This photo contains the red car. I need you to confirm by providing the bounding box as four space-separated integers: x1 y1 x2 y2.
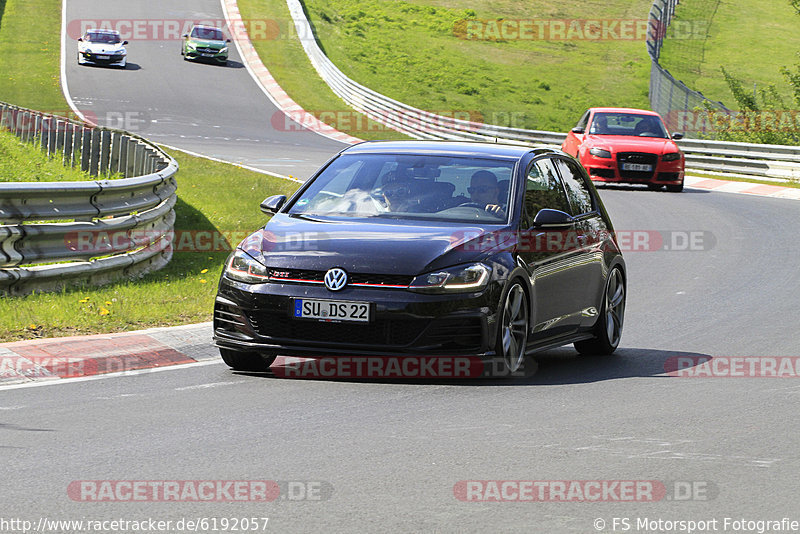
562 107 685 192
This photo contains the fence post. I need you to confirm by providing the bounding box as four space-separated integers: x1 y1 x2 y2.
81 127 92 172
63 123 74 167
118 135 129 177
89 129 101 176
99 129 112 176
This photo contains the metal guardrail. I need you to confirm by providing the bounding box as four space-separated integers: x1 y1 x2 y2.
0 101 179 296
285 0 800 182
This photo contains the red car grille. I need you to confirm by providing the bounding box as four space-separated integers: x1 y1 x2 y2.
616 152 658 180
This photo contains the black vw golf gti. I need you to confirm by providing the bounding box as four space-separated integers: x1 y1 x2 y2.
214 141 626 374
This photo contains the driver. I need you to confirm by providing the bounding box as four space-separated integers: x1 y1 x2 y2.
466 170 505 217
380 171 416 212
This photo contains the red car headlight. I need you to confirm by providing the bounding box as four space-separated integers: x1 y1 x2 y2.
589 147 612 158
662 152 682 162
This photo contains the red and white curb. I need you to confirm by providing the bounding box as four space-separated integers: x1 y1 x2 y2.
685 175 800 200
0 323 216 386
221 0 362 145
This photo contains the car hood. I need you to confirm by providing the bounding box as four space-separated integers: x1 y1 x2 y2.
81 42 125 54
584 134 678 153
237 214 513 275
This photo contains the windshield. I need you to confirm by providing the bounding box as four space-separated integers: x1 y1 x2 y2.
191 27 224 40
85 32 121 44
287 154 516 224
589 112 669 138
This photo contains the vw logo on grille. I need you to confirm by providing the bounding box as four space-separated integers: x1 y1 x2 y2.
324 268 348 291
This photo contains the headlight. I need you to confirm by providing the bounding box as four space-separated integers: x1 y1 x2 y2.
408 263 491 293
219 47 228 54
224 249 269 284
662 152 682 161
187 42 196 49
589 147 612 158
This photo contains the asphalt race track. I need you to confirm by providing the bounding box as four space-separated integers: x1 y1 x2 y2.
1 0 799 532
62 0 346 179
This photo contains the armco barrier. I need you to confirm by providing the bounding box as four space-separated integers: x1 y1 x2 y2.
282 0 800 181
0 101 178 296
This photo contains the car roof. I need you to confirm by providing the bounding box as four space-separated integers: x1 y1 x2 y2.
191 24 224 31
590 107 661 117
85 28 121 35
342 140 559 160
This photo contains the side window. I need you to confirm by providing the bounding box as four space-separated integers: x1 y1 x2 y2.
523 159 572 227
554 159 594 215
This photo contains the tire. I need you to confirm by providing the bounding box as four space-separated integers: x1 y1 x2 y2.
219 348 276 371
495 280 529 373
666 183 684 192
574 267 625 355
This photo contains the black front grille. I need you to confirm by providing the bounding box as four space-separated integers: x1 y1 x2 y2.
214 302 250 335
247 312 426 347
589 167 615 179
416 317 484 351
350 273 413 286
268 269 412 287
195 47 221 54
617 152 657 180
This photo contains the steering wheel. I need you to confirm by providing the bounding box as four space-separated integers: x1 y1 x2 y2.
458 201 484 208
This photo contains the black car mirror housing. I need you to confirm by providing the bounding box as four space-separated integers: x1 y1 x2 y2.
260 195 287 215
532 208 575 229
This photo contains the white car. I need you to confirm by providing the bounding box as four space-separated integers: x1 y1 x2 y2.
77 29 127 68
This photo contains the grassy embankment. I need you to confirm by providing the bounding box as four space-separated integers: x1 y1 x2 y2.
659 0 799 108
239 0 655 132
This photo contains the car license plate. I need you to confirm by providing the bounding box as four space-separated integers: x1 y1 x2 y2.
293 299 370 322
96 55 110 60
201 53 215 57
622 163 652 172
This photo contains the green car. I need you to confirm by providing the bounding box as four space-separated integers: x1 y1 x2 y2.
181 25 230 65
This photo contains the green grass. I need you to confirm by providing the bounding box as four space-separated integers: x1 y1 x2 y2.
238 0 406 140
659 0 800 109
0 129 93 182
0 153 300 341
0 0 65 112
245 0 655 132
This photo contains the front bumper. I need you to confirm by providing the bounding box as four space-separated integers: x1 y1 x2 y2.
185 46 228 62
80 51 126 66
581 152 684 185
213 276 501 357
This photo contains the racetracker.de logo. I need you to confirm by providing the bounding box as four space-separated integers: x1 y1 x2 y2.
453 19 708 41
66 18 316 41
453 480 666 502
665 356 800 377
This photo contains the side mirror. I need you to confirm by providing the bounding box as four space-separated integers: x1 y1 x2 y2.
571 127 585 134
260 195 287 215
182 33 188 38
532 208 575 229
671 132 684 140
226 38 231 43
78 38 83 42
122 40 129 45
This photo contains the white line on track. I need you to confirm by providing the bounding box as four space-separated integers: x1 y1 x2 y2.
0 360 223 392
174 380 247 391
